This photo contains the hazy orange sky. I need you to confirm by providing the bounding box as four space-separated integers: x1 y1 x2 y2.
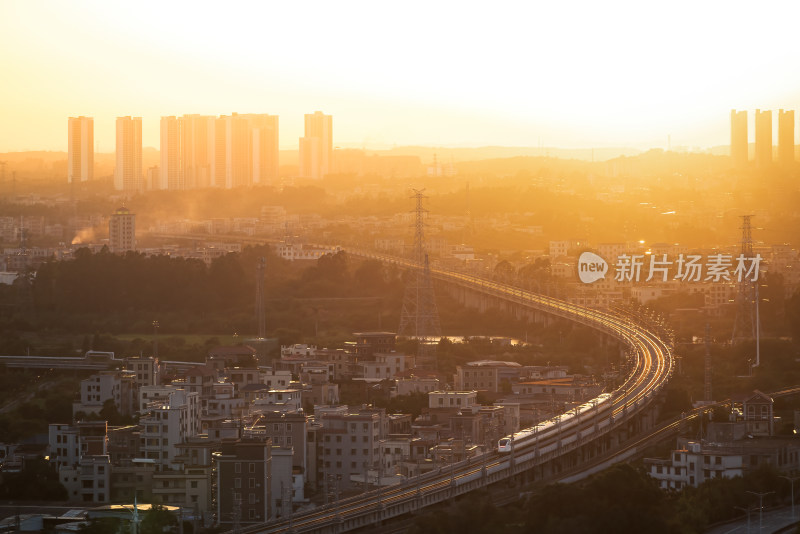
1 1 799 152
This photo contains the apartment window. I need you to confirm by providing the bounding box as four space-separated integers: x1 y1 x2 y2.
249 478 256 488
234 478 241 489
235 462 242 473
190 481 198 489
336 461 342 468
715 457 722 465
363 449 368 456
249 494 256 505
286 423 292 431
248 509 256 519
249 463 256 473
351 436 356 443
336 436 342 443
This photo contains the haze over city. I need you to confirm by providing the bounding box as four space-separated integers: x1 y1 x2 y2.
3 2 800 534
3 1 800 152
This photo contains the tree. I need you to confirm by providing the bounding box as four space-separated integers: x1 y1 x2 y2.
139 504 177 534
0 458 67 500
78 518 123 534
493 260 515 283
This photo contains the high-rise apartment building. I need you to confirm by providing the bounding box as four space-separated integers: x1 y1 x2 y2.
182 114 215 189
115 116 142 191
299 111 332 179
159 113 278 190
222 113 251 188
778 109 795 165
109 206 136 253
730 109 748 167
241 114 279 185
159 116 183 190
68 116 94 183
754 109 772 168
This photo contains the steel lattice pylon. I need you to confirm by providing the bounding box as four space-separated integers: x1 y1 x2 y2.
256 257 266 339
704 323 712 402
732 215 757 344
398 189 441 369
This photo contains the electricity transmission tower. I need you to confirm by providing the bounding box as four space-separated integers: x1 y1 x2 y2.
704 323 712 402
256 257 266 339
398 189 441 369
731 215 761 367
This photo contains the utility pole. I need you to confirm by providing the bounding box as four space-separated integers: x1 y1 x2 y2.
780 475 799 520
734 505 753 534
747 490 774 533
152 320 159 359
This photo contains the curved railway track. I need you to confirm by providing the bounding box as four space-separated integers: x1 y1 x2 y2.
228 251 674 533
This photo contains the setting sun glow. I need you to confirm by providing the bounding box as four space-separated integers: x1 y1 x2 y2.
2 1 800 151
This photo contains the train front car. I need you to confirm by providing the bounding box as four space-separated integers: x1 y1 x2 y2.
497 436 513 453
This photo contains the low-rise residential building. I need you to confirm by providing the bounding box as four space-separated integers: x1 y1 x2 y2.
49 421 108 470
124 356 160 388
59 454 111 503
428 391 478 410
139 389 201 470
315 410 383 491
73 371 134 417
214 438 272 526
455 361 522 393
360 352 407 380
251 389 303 414
396 376 440 396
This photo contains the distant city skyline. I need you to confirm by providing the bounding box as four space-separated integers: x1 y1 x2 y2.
3 2 800 152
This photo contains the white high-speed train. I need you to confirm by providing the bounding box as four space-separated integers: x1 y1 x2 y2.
497 392 613 453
